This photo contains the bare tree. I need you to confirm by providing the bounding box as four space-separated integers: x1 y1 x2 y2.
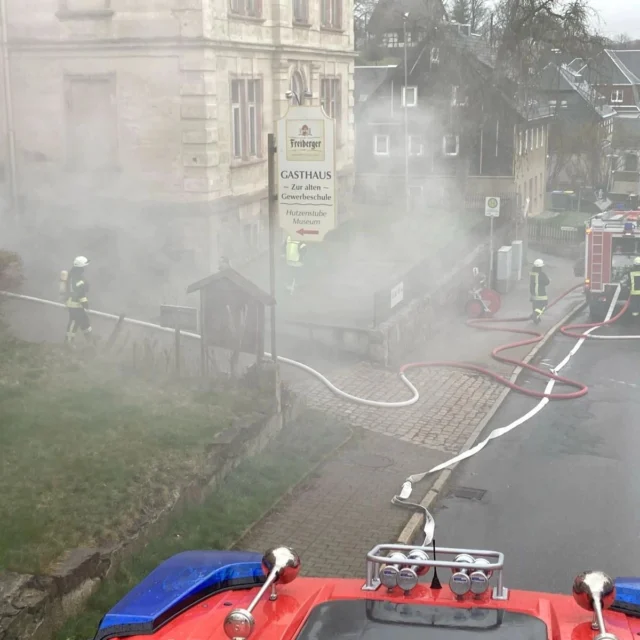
469 0 487 32
491 0 605 83
450 0 471 24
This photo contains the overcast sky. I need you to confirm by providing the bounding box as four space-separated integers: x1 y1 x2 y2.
588 0 640 40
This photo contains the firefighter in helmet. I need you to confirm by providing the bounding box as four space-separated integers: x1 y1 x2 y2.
283 235 307 294
625 256 640 317
530 258 550 324
64 256 94 345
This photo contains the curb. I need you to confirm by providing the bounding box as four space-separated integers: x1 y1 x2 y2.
397 296 588 544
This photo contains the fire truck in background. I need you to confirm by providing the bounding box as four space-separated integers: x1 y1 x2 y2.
577 210 640 322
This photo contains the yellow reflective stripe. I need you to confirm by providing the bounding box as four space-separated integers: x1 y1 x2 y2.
630 271 640 295
78 297 88 303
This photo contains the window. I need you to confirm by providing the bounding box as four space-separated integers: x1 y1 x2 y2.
321 0 340 28
382 32 399 47
525 129 528 151
231 78 263 161
534 175 538 202
320 77 341 140
549 99 557 112
540 126 545 147
535 128 539 148
408 135 423 156
290 70 305 104
442 134 459 156
430 47 439 67
402 86 417 107
560 100 568 108
65 74 118 171
518 132 523 156
230 0 261 16
293 0 308 22
611 89 624 103
374 134 389 156
540 172 544 199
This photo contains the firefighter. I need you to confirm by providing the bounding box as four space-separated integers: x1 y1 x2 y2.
626 256 640 317
530 258 550 324
64 256 94 345
283 235 307 294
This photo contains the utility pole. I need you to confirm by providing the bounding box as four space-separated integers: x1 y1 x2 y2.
403 13 410 215
0 0 18 219
267 133 278 367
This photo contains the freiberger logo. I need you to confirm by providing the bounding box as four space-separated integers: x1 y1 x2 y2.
286 119 325 161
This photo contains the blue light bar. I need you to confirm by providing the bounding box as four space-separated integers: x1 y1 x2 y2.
94 550 265 640
611 577 640 617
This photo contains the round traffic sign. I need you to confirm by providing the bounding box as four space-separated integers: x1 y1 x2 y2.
487 197 498 209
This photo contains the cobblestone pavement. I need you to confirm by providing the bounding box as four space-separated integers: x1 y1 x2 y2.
235 254 586 575
291 364 503 453
235 431 450 577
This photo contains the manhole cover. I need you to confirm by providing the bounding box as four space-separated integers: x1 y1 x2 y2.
343 453 394 469
449 487 487 501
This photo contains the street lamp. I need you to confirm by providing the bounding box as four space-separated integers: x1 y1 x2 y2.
403 12 410 215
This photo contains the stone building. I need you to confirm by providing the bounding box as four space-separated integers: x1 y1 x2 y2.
0 0 355 309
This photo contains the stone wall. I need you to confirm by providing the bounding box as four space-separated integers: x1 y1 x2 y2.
0 343 305 640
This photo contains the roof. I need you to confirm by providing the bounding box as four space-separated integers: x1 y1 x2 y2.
354 66 396 103
608 50 640 84
186 268 275 305
539 63 616 119
366 0 446 33
596 50 640 85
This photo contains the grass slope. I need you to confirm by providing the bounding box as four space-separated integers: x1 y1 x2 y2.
56 410 351 640
0 338 272 574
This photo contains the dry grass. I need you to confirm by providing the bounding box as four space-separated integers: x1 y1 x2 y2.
0 337 271 574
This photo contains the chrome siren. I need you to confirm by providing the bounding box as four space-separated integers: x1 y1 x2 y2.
572 571 617 640
224 546 300 640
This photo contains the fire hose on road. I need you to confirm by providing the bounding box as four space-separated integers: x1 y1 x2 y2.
1 283 639 503
395 283 640 534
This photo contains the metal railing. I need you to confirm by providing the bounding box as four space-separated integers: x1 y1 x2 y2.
527 218 584 257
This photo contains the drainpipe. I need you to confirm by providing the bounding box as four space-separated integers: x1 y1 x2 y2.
0 0 18 217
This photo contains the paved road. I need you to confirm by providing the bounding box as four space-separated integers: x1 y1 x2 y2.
429 310 640 594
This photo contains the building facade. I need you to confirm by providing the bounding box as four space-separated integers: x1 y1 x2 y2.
0 0 355 307
514 119 550 218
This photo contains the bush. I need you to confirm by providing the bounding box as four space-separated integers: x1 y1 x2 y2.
0 249 23 292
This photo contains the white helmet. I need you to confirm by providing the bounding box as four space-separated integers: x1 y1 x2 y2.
73 256 89 268
634 257 640 265
533 259 544 268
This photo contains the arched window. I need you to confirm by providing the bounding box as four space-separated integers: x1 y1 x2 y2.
290 71 305 105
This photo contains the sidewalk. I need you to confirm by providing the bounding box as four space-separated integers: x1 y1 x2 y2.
234 252 585 576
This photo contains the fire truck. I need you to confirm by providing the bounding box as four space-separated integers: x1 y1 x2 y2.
580 210 640 321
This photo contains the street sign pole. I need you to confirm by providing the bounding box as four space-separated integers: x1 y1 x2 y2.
485 196 501 288
267 132 281 414
267 133 278 366
489 215 494 287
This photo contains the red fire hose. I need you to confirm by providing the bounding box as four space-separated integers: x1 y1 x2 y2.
399 284 630 401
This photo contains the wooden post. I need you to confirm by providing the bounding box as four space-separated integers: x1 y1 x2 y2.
199 292 207 378
105 314 126 350
174 327 181 376
268 133 278 364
